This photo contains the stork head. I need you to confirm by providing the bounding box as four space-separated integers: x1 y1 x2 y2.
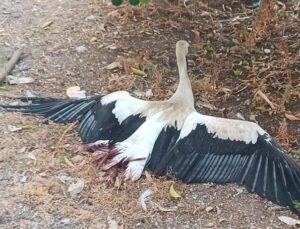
176 40 189 58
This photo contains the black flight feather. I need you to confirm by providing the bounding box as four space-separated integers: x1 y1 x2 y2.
148 123 300 215
0 96 146 144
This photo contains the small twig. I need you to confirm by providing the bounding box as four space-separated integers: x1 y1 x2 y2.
234 85 249 95
55 121 79 154
0 18 8 27
256 89 276 109
0 49 23 83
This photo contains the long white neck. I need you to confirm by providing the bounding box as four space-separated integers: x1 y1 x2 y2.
170 51 194 108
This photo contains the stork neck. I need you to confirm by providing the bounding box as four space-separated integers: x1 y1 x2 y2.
170 54 194 108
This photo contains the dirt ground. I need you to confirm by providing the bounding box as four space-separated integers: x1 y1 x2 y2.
0 0 300 228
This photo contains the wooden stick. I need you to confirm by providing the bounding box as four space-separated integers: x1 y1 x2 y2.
256 89 276 109
0 49 23 83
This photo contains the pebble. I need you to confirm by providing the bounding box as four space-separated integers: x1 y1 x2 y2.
205 206 214 212
59 218 70 225
145 89 153 98
75 46 87 53
264 48 271 54
85 15 96 21
205 222 214 228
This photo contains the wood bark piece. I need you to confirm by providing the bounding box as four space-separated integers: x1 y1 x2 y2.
0 49 23 83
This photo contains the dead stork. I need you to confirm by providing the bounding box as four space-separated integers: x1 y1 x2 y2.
1 40 300 215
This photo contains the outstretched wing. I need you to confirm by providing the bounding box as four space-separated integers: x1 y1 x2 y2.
0 91 147 143
148 111 300 214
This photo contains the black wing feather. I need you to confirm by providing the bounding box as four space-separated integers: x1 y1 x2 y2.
0 96 146 144
148 123 300 215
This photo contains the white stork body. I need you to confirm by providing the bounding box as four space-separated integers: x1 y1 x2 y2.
1 41 300 215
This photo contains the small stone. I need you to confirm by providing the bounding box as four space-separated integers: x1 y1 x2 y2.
205 206 214 212
90 37 97 42
205 222 214 228
60 218 70 225
75 46 87 53
7 76 34 85
236 112 245 120
57 175 72 183
249 114 256 122
27 152 36 161
219 218 227 223
264 48 271 54
19 171 29 183
145 89 153 98
84 15 96 21
19 147 27 154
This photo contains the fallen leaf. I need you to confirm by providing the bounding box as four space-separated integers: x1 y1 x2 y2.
104 61 121 70
138 189 153 211
285 113 300 121
132 67 146 77
60 155 75 167
233 69 241 77
221 87 232 94
278 216 300 226
169 184 181 199
22 124 34 130
193 30 202 50
0 85 8 91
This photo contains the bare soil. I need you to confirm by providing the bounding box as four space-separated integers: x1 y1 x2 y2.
0 0 299 228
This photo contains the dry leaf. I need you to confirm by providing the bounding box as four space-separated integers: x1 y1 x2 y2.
169 184 181 199
22 124 34 130
193 30 202 50
60 155 75 167
104 61 122 70
285 113 300 121
132 67 146 77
